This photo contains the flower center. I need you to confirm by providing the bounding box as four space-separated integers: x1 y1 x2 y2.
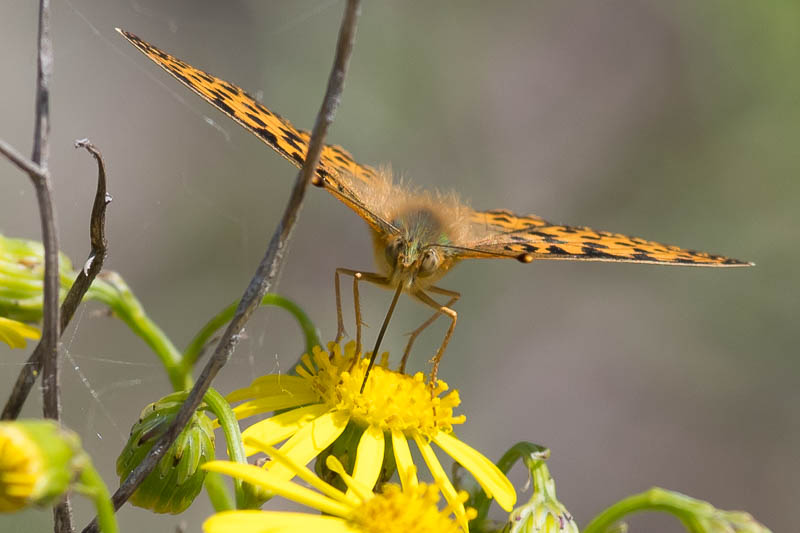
300 342 465 437
349 483 463 533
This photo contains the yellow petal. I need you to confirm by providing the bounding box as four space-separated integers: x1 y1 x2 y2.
432 431 516 511
0 318 40 349
241 403 330 456
226 375 311 402
324 456 373 504
229 392 320 422
204 511 356 533
202 461 351 518
391 430 417 490
413 432 469 532
346 426 385 502
261 410 349 481
246 439 348 504
0 328 24 350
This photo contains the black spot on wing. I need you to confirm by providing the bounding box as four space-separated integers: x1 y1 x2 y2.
279 128 305 152
254 127 279 146
582 241 608 249
211 96 236 118
194 71 215 84
580 246 618 259
217 83 239 97
172 70 192 88
246 112 267 128
530 231 564 244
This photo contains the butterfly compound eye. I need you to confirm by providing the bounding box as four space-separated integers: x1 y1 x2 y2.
385 237 404 266
418 249 440 277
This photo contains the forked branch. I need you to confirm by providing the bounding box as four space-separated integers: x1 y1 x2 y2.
2 140 111 422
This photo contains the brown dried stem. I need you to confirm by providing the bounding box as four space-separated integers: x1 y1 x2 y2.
1 140 111 421
28 0 71 530
81 1 363 531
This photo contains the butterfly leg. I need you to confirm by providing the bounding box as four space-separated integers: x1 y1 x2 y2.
413 289 458 386
399 286 460 374
334 268 389 354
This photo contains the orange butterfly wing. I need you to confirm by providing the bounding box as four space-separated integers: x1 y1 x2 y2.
119 29 749 268
117 29 391 234
466 209 750 266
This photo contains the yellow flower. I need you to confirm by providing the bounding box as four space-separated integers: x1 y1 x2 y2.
203 442 475 533
226 341 516 531
0 420 81 512
0 317 40 349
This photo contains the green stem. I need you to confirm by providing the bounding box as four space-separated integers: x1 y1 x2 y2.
183 293 320 369
202 471 234 512
471 442 550 521
202 388 251 508
77 462 120 533
496 441 549 475
87 274 189 390
583 488 704 533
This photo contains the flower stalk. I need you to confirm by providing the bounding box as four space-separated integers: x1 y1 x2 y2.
583 487 772 533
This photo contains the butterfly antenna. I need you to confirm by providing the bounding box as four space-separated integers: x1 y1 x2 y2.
361 282 404 393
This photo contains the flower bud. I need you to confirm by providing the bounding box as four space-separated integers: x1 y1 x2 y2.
698 509 770 532
117 392 215 514
665 490 771 533
0 234 74 323
503 448 578 533
0 420 84 512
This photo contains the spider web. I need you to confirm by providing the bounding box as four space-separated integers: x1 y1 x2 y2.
1 1 345 530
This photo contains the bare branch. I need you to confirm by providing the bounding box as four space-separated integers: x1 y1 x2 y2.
81 1 364 530
1 140 111 421
31 0 58 419
0 139 46 178
24 0 72 530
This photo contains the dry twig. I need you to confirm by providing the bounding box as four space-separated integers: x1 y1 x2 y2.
1 140 111 421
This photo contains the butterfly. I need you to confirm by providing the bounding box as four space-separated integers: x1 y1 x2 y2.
117 29 751 385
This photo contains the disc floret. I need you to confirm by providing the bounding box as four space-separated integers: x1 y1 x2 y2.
300 342 465 437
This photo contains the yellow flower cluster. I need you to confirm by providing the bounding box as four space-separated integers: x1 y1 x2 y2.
211 341 515 532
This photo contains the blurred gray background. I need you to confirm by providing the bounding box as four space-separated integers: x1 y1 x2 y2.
1 1 797 531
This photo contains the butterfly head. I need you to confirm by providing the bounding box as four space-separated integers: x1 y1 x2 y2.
378 206 459 290
384 235 444 283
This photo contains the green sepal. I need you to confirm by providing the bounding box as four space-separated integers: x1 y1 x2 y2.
0 234 74 322
456 442 577 533
501 445 579 533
